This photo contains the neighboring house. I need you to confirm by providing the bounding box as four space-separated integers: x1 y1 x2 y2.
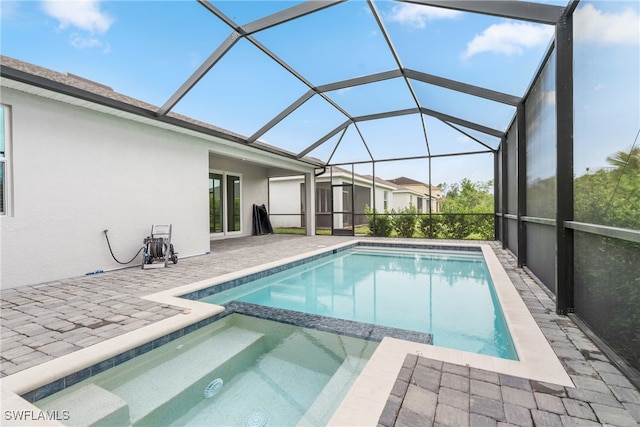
269 167 397 231
387 177 443 213
390 187 431 214
0 56 319 289
269 168 443 232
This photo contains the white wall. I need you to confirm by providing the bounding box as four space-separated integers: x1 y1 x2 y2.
393 193 412 211
372 187 392 212
0 88 209 288
268 176 303 228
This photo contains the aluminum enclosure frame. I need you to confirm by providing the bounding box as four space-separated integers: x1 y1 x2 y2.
156 0 563 165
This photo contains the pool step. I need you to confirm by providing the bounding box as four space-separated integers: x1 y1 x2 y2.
37 383 130 427
268 329 348 375
296 355 371 427
174 343 334 426
112 325 266 426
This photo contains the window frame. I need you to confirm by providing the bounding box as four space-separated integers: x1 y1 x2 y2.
0 104 11 217
209 169 243 237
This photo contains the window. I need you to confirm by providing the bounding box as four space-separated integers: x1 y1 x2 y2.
209 173 223 233
383 191 388 211
209 170 242 235
316 185 331 213
226 174 241 232
0 105 9 215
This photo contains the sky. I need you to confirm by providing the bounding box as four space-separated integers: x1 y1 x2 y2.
1 0 639 186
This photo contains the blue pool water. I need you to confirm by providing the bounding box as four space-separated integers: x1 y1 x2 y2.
201 247 518 360
35 315 377 426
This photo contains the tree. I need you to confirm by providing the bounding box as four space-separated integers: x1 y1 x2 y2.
606 146 640 174
435 179 494 239
440 179 494 214
576 146 640 230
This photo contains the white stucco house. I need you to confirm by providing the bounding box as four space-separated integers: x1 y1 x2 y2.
268 168 443 231
0 56 320 289
268 167 398 232
389 187 431 214
387 177 443 213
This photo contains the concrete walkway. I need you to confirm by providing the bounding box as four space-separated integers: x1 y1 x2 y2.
1 235 639 426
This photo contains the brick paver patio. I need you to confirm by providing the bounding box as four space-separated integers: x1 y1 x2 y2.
1 235 639 426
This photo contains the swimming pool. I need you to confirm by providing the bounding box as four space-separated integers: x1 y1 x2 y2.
2 239 573 427
33 314 377 427
198 245 518 360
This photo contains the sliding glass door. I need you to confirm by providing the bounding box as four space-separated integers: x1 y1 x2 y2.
209 173 223 233
226 174 241 232
209 171 242 236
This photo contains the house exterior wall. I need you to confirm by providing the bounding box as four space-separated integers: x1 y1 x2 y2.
0 87 212 289
268 176 303 228
269 174 397 229
401 183 428 195
372 187 392 212
392 193 412 211
398 183 442 212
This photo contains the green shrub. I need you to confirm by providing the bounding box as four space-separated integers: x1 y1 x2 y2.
364 206 393 237
391 205 418 238
472 215 494 240
418 214 443 238
440 213 468 239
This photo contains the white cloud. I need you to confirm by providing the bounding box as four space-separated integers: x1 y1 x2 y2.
463 22 554 58
386 3 461 29
41 0 113 34
574 4 639 45
0 1 20 23
70 33 111 53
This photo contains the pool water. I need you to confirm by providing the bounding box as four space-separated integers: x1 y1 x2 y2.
201 247 518 360
35 314 377 427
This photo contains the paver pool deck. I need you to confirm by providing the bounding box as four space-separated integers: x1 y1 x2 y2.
1 235 639 426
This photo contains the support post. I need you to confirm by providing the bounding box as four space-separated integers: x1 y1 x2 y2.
517 102 527 267
305 171 316 235
555 8 574 314
501 137 509 249
494 151 500 241
428 156 433 238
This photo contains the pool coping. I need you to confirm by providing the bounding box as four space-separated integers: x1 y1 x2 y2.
0 239 572 426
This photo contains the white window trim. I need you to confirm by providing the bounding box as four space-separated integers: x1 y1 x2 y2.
1 104 11 217
209 169 243 239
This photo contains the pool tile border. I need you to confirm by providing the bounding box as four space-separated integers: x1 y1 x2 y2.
226 301 432 345
19 310 230 403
